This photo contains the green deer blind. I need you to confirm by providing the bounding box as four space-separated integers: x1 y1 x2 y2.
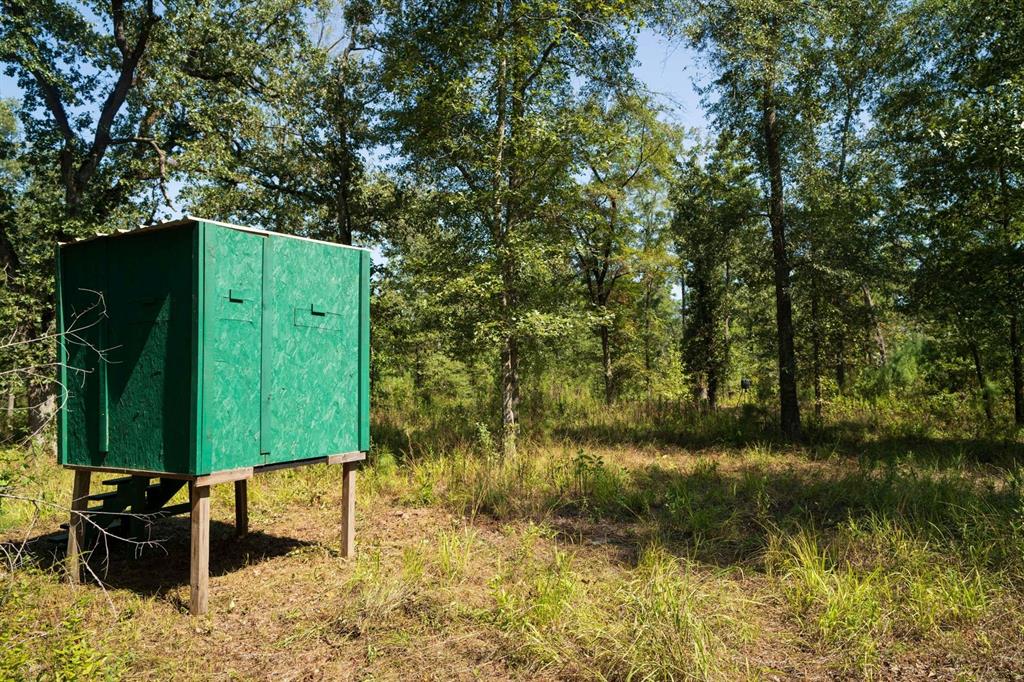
56 218 371 476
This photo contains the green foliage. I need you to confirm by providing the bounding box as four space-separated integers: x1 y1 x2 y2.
0 0 331 434
0 574 127 680
3 0 1024 439
673 134 760 407
856 336 927 399
571 93 680 404
182 1 383 245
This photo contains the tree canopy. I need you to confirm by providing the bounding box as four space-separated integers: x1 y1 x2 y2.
1 0 1022 442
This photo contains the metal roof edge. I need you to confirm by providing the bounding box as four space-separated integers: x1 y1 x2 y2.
188 216 372 253
59 217 197 247
59 216 372 254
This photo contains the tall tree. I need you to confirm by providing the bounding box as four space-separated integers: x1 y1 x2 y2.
677 0 820 437
880 0 1024 424
185 0 383 246
0 0 163 221
674 135 759 409
788 0 903 414
572 94 675 404
379 0 638 454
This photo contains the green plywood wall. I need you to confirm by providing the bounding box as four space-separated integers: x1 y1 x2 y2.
260 235 368 464
57 219 370 476
59 226 195 473
201 224 265 473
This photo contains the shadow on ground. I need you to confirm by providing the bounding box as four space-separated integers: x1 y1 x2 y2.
373 401 1023 469
368 403 1023 574
3 518 314 604
482 451 1024 574
547 405 1023 468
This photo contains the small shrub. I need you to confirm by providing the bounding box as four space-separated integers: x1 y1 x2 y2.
589 544 729 681
768 519 995 677
435 526 477 582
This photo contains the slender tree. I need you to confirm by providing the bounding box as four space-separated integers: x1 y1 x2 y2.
572 94 675 404
880 0 1024 424
677 0 820 437
674 136 759 409
379 0 638 454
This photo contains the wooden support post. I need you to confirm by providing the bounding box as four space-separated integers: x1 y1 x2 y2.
126 476 148 540
341 462 357 558
66 470 91 584
189 482 210 616
234 479 248 538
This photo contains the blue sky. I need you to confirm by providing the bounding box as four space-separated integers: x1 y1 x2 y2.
633 28 709 134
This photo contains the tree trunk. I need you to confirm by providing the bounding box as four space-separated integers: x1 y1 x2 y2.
761 78 801 440
334 94 354 244
831 87 855 398
679 266 688 393
643 284 653 400
600 322 613 405
812 285 822 419
3 391 14 435
333 29 361 246
27 383 56 439
694 376 708 405
707 371 718 411
861 284 887 365
723 259 731 400
500 331 519 457
835 333 846 393
969 339 994 422
1011 310 1023 427
412 343 424 396
999 160 1022 427
493 0 518 457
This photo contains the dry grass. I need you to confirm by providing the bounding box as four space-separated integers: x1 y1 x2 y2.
2 434 1024 680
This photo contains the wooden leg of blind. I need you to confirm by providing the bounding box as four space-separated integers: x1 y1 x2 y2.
189 482 211 616
341 462 356 558
66 470 91 584
234 479 248 539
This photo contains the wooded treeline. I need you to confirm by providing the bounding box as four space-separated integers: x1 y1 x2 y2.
0 0 1021 451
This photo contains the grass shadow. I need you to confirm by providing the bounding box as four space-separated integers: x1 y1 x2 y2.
453 449 1024 576
3 517 315 600
550 403 781 451
543 402 1024 470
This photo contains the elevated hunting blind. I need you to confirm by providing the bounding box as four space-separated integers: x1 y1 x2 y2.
56 217 370 615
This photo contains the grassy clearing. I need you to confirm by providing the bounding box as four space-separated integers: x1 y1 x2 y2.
0 571 130 679
1 405 1023 680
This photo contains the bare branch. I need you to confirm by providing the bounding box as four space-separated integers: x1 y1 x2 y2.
0 492 170 614
75 0 161 192
109 137 176 210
